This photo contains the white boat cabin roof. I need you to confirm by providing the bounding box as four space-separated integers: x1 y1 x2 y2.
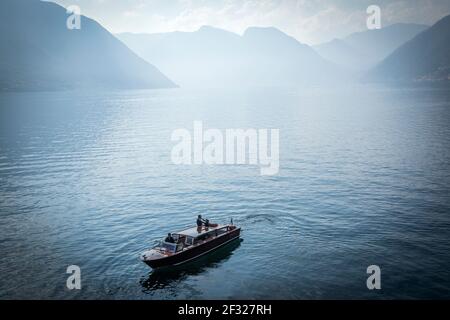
175 225 225 238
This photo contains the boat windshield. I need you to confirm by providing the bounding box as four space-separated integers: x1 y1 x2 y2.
156 241 182 253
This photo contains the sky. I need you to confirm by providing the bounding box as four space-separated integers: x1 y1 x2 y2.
50 0 450 45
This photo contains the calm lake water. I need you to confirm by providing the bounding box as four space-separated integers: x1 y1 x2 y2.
1 85 450 299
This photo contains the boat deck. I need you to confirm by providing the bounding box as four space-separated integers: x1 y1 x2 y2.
175 225 224 237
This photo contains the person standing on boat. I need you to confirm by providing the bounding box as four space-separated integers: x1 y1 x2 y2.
197 215 206 227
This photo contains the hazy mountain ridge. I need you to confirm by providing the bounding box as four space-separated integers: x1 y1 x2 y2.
2 0 447 89
366 15 450 82
0 0 176 91
314 39 366 70
314 23 429 71
118 26 341 88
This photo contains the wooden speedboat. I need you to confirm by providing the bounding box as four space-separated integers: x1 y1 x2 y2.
140 223 241 269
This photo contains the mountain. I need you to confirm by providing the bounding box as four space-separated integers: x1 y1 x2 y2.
366 15 450 82
314 39 367 71
117 26 339 87
314 23 428 71
0 0 175 91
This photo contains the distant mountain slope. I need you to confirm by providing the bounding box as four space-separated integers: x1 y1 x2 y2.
0 0 175 91
314 23 428 71
314 39 367 71
118 26 339 87
366 15 450 82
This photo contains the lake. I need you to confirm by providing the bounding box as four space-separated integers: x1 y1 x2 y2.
1 85 450 299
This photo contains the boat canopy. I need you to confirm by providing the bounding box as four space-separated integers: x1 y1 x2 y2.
175 225 224 238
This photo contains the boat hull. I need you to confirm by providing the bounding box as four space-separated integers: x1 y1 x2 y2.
143 227 241 269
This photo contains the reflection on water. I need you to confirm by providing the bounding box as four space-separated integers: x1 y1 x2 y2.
140 238 242 294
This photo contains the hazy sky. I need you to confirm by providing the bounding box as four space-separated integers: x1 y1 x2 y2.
50 0 450 45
